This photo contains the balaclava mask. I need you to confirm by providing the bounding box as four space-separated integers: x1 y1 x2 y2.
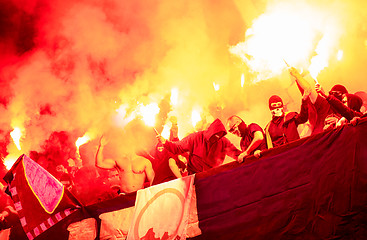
269 95 284 118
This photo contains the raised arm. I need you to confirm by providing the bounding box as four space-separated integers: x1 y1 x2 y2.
326 95 363 121
95 136 116 170
294 88 311 125
289 67 318 104
157 134 193 155
315 83 328 98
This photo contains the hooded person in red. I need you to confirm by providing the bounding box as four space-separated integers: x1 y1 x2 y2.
288 67 351 134
265 94 309 148
156 118 242 175
226 115 266 158
316 87 363 122
144 142 188 186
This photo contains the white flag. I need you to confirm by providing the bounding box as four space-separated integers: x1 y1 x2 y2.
127 175 195 240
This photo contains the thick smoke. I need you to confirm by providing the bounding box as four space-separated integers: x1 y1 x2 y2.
0 0 366 173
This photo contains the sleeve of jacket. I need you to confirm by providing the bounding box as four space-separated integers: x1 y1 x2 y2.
295 99 309 125
222 137 242 160
164 134 193 155
327 95 362 121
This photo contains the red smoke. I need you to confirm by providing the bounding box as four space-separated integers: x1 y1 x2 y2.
0 0 366 181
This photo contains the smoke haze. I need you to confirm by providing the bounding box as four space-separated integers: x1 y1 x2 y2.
0 0 366 167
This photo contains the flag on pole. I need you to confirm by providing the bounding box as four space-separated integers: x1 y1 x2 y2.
3 154 81 240
127 175 195 240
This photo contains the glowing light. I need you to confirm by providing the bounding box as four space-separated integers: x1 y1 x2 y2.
241 74 245 87
213 82 220 91
75 134 91 149
309 34 332 79
246 28 254 36
114 104 137 128
170 88 179 106
337 50 343 61
139 103 160 127
113 102 162 128
10 127 22 150
3 155 18 170
75 132 94 167
161 123 171 139
230 2 343 82
191 109 202 128
115 104 128 117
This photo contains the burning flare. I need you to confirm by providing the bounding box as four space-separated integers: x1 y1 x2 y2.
170 88 179 106
113 101 161 128
76 134 92 149
191 109 202 129
139 102 160 127
337 50 343 61
114 104 136 128
213 82 220 92
230 1 344 82
161 123 171 140
241 74 245 88
10 127 23 150
3 155 18 170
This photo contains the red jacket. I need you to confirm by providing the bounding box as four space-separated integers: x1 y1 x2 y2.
164 119 242 174
265 99 309 148
326 95 363 121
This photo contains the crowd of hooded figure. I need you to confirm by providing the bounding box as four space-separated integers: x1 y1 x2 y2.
96 66 367 196
147 67 367 185
1 67 366 239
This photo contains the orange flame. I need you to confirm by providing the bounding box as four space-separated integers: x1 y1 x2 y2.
75 134 91 149
161 123 171 139
191 109 202 129
309 34 334 79
213 82 220 91
337 50 343 61
3 154 18 170
230 2 343 82
170 88 179 106
138 102 160 127
113 101 161 128
114 104 136 128
10 127 22 150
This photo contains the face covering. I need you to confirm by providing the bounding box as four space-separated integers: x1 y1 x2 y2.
209 133 222 144
269 95 284 118
271 107 284 117
228 121 246 137
269 95 283 109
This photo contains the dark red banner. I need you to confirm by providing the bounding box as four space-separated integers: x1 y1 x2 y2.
192 119 367 239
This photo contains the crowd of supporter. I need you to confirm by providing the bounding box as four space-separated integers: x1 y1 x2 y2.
0 67 366 239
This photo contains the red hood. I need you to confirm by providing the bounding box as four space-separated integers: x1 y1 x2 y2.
204 118 227 142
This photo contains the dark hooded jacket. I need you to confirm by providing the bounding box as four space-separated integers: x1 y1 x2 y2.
326 94 363 121
149 143 187 185
265 99 309 148
163 118 242 174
